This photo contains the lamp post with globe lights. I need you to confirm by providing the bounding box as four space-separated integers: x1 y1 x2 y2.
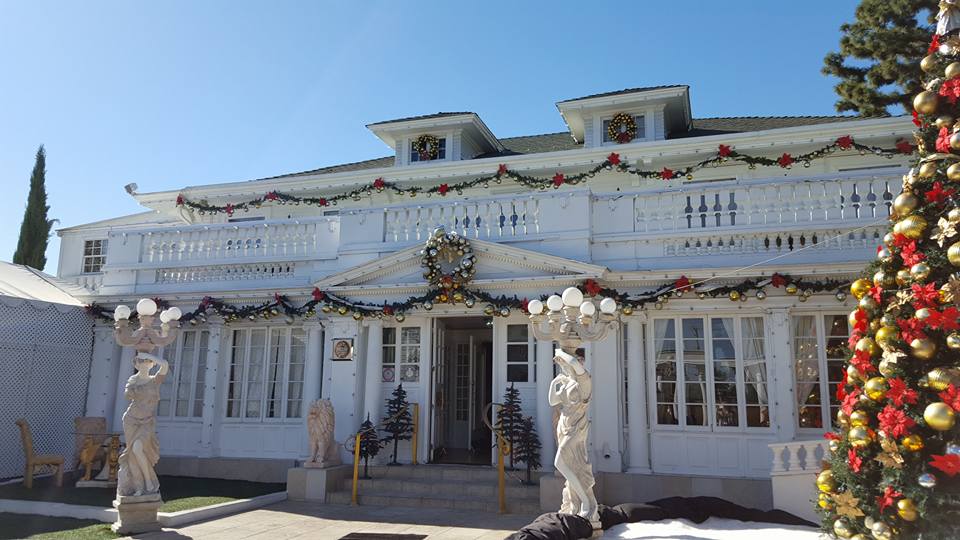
526 286 618 535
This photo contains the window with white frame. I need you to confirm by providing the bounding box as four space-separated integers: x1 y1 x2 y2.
409 137 446 162
602 115 646 143
506 324 534 383
382 327 421 383
157 329 208 419
652 316 769 429
82 239 108 273
225 327 306 420
793 314 849 430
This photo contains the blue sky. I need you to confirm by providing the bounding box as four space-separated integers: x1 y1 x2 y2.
0 1 866 273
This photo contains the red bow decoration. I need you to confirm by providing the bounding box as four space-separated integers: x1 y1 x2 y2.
777 153 794 168
896 139 915 154
930 453 960 476
274 292 282 303
225 203 234 216
770 273 787 288
176 194 184 206
660 168 674 180
836 135 853 150
311 288 325 302
616 131 632 144
521 298 530 313
887 378 918 407
497 163 508 176
674 275 692 292
718 144 732 157
438 183 449 195
607 152 621 166
584 279 602 297
373 177 385 190
878 405 916 438
552 173 565 187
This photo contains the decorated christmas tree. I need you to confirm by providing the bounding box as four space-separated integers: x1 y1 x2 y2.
514 416 542 485
358 413 380 479
816 7 960 539
495 383 525 469
381 384 414 465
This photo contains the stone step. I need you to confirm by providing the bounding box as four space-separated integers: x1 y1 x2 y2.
342 477 540 500
360 464 545 483
326 490 542 514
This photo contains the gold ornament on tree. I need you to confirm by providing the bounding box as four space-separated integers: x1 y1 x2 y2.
875 436 904 469
924 401 957 431
934 217 959 247
832 491 865 519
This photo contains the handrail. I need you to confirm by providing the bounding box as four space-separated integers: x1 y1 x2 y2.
343 402 419 506
482 402 511 514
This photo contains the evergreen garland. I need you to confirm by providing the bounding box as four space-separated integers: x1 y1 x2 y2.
381 384 414 465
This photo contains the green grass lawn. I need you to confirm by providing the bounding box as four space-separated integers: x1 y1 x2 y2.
0 473 285 512
0 513 117 540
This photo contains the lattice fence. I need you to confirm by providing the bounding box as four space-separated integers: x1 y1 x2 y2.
0 298 93 480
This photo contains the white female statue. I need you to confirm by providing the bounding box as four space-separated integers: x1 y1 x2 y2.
549 348 599 528
116 352 168 497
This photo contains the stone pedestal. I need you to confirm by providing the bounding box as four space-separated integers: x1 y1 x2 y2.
286 465 352 502
111 494 162 535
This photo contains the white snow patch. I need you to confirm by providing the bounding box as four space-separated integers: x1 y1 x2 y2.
603 517 824 539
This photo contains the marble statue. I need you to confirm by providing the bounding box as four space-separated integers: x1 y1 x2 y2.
306 399 341 467
549 348 599 528
116 352 167 497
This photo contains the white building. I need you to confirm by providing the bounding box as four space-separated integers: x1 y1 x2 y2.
57 85 913 507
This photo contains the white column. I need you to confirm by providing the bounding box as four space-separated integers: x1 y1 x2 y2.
111 347 136 433
626 314 651 473
84 324 120 418
363 321 384 422
199 322 223 457
767 308 797 442
590 329 623 473
536 337 556 471
303 322 324 404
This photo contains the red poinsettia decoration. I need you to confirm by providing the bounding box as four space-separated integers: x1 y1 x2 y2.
438 183 450 195
877 486 902 513
938 127 954 154
837 371 849 402
848 448 863 473
912 282 940 307
913 110 923 128
848 330 863 349
896 139 915 154
824 431 841 441
868 285 883 304
660 168 674 180
927 307 960 332
850 349 876 376
878 405 916 438
841 388 861 416
771 273 788 288
584 279 602 297
497 163 508 176
930 34 942 54
318 197 328 207
941 78 960 104
892 233 912 249
373 177 385 190
777 153 794 168
899 241 925 267
225 203 234 216
899 317 928 343
674 275 692 292
265 191 279 201
552 173 565 187
382 304 394 315
887 378 919 407
852 308 868 333
930 453 960 476
836 136 854 150
927 181 957 205
176 194 184 206
607 152 621 166
718 144 732 158
939 384 960 412
311 288 325 302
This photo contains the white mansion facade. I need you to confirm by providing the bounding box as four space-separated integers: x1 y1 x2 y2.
58 85 913 502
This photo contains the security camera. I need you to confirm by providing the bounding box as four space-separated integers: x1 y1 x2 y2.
124 183 138 195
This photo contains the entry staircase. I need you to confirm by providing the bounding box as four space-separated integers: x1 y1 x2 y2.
326 464 543 514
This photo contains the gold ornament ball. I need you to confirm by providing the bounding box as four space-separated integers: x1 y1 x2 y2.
864 377 888 401
915 307 933 321
896 268 912 286
833 519 854 539
910 262 932 282
849 536 869 540
927 367 960 391
883 232 896 247
896 215 927 240
870 521 893 540
829 439 840 453
872 270 887 286
914 90 940 114
911 337 937 360
785 283 798 295
856 337 881 358
896 498 918 522
847 364 863 384
920 161 940 178
816 469 835 493
877 247 893 263
621 305 633 316
837 409 851 427
901 434 924 452
858 296 880 316
848 309 861 329
878 359 896 377
924 402 957 431
851 279 872 299
849 410 870 427
949 162 960 182
952 131 960 151
949 242 960 266
949 207 960 223
337 306 348 315
922 54 939 72
938 114 957 130
948 61 960 80
947 332 960 350
728 290 741 301
875 325 899 346
848 425 873 448
893 192 920 216
817 492 832 510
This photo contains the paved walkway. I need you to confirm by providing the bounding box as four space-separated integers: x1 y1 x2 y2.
136 501 536 539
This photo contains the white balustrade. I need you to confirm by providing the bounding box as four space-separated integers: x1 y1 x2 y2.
769 439 830 477
155 263 296 284
380 193 541 243
74 274 104 292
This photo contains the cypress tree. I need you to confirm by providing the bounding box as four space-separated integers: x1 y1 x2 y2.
823 0 938 116
13 145 53 270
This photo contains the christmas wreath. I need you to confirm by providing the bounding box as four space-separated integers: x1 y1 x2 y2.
412 134 441 161
607 113 637 144
420 228 476 294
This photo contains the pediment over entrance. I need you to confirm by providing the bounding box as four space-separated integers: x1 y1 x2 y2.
314 239 607 295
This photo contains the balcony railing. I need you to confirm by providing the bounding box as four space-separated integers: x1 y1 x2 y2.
376 193 543 243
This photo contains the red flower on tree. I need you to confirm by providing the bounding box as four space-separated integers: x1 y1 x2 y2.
850 349 876 376
777 153 794 168
938 127 954 153
607 152 621 166
892 233 912 249
939 384 960 412
836 135 854 150
896 139 915 154
311 288 325 302
824 431 841 441
899 317 928 343
926 181 956 205
584 279 602 297
940 78 960 104
439 183 450 195
660 168 674 180
912 282 940 307
887 378 919 407
373 177 385 190
851 308 868 333
837 371 849 402
930 453 960 476
878 405 916 438
848 448 863 473
868 285 883 304
771 273 787 288
841 388 861 416
718 144 733 157
176 194 184 206
927 307 960 332
552 173 565 187
497 163 508 176
899 241 925 267
876 486 902 513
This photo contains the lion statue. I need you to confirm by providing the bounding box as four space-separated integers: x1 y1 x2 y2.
307 399 340 467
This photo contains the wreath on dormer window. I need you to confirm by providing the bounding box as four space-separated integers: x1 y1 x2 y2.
412 134 441 161
607 113 637 144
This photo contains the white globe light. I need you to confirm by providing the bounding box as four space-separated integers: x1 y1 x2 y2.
159 310 172 323
579 301 596 317
166 307 182 321
527 299 544 315
136 298 157 316
562 287 584 307
546 295 564 312
599 297 617 314
113 305 131 321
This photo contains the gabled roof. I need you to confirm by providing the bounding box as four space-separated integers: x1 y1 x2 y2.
557 85 689 103
367 112 474 126
0 262 85 306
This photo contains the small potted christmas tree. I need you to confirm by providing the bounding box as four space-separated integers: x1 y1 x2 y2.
514 416 542 485
495 383 525 469
381 384 414 465
357 413 380 479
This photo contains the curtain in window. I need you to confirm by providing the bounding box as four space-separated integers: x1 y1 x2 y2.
792 316 820 413
741 318 766 401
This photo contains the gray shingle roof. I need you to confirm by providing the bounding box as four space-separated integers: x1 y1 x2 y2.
673 116 866 139
558 85 688 103
367 112 474 126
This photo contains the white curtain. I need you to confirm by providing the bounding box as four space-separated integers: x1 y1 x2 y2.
792 316 820 411
741 317 768 419
653 320 677 422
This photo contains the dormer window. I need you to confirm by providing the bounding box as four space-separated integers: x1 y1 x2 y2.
602 113 646 144
410 135 446 162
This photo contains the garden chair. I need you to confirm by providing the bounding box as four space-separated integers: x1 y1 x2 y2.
15 419 63 489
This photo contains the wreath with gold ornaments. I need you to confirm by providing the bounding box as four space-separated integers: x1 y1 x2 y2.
412 134 441 161
421 228 476 293
607 113 637 144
